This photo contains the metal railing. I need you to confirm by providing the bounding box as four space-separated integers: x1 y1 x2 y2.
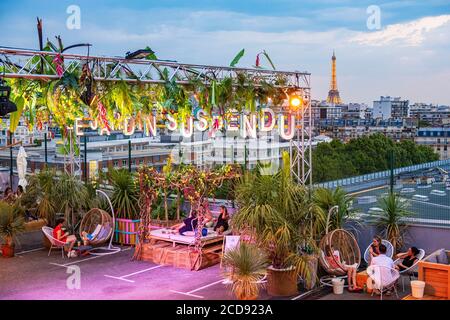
315 159 450 190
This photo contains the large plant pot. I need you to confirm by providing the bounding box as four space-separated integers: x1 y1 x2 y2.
232 280 260 300
267 266 298 297
235 292 258 300
1 243 15 258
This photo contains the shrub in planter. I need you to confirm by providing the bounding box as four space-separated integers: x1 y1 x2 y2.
232 152 315 296
20 168 58 227
223 242 268 300
109 169 139 245
0 202 25 258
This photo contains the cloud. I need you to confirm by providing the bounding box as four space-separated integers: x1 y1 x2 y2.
350 14 450 46
1 5 450 104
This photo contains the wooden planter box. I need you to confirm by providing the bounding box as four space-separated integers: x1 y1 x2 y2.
24 219 47 232
114 218 140 246
418 249 450 299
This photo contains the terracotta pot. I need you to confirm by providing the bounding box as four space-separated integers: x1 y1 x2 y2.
266 266 298 297
1 243 15 258
236 293 258 300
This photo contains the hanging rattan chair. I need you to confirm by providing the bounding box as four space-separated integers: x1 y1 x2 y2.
79 208 113 246
318 228 361 286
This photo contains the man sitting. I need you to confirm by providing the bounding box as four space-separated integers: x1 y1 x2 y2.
367 244 398 295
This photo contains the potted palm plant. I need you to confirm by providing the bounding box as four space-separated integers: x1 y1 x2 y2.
232 152 312 296
313 186 355 231
223 242 268 300
109 168 140 245
0 202 25 258
375 192 412 253
20 168 58 226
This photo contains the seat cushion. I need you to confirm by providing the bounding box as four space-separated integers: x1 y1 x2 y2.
436 249 449 264
427 253 438 263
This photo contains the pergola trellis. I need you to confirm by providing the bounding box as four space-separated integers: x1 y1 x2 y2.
0 46 312 185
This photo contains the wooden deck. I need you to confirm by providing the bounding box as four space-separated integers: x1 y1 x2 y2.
403 294 448 300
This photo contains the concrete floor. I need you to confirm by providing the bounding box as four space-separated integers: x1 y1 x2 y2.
1 244 282 300
1 232 409 300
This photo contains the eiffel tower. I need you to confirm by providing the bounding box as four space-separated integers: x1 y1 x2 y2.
326 51 342 105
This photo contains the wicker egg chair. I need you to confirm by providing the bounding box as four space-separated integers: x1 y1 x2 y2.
79 208 113 246
318 228 361 287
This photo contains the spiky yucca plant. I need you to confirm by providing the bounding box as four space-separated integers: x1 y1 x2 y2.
20 168 57 226
109 169 139 220
223 243 268 300
0 202 25 246
376 192 412 252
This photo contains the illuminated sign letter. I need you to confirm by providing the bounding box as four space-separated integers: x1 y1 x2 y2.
74 118 86 136
166 114 178 131
123 117 135 136
240 113 257 139
144 114 157 137
226 109 239 132
180 117 194 138
278 113 295 140
89 118 98 130
194 109 208 131
260 108 275 132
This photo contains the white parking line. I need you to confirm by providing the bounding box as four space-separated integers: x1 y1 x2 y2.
170 279 224 299
188 279 224 294
104 275 136 283
291 291 311 300
103 265 164 282
49 246 132 268
15 247 45 255
169 290 204 299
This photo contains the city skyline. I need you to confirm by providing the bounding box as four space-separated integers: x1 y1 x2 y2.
0 0 449 105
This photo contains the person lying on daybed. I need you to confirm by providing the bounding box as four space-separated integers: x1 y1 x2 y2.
325 245 361 292
171 210 198 235
395 246 420 272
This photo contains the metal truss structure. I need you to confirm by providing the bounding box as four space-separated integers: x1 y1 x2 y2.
63 129 82 177
0 47 312 186
290 85 313 187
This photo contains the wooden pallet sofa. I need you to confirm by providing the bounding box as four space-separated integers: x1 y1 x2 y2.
140 228 231 270
417 248 450 299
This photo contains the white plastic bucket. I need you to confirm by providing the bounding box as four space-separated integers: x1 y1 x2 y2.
411 280 426 298
332 278 345 295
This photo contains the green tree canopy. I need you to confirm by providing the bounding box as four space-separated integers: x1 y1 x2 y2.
311 134 439 183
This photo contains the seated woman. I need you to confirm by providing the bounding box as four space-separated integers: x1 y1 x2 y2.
53 218 77 257
171 210 198 235
395 246 420 272
3 187 16 204
368 235 383 265
325 245 361 292
202 199 214 228
214 206 229 235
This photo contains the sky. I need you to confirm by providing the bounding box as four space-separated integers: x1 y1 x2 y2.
0 0 449 105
